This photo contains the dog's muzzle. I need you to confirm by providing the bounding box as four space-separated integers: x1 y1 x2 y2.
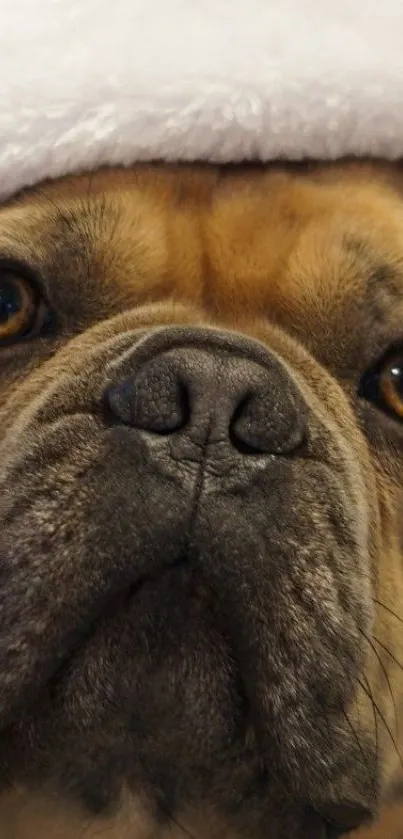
0 325 373 837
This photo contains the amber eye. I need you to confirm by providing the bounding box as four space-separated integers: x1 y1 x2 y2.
359 350 403 420
378 354 403 418
0 271 45 342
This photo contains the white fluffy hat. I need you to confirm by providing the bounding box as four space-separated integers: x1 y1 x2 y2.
2 0 403 200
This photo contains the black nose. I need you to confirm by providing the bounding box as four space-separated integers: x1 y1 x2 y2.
105 327 307 457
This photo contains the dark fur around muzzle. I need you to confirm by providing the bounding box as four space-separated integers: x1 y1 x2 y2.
0 320 375 836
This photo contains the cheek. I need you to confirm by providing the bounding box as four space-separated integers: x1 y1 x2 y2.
0 346 59 435
0 302 208 435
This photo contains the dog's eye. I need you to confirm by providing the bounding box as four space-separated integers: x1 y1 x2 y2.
0 270 48 342
359 349 403 420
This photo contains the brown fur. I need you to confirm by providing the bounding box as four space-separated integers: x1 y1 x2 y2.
0 161 403 836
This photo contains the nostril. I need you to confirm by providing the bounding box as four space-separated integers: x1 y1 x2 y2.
229 429 265 456
102 388 123 428
229 391 306 456
229 396 267 455
103 380 134 427
133 378 191 434
103 374 191 435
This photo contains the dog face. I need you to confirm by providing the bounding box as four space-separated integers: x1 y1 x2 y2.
1 162 403 838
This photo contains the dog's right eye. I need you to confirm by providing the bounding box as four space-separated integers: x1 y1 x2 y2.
0 268 49 343
358 348 403 421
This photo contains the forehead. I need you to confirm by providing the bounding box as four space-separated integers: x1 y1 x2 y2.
2 163 403 355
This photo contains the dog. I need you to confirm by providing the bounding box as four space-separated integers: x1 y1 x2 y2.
0 160 403 838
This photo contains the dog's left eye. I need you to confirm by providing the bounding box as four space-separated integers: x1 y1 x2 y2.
359 349 403 420
0 269 48 343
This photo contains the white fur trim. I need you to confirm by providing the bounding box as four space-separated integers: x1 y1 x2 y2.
1 0 403 198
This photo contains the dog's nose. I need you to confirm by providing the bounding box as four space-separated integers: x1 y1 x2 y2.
105 328 307 457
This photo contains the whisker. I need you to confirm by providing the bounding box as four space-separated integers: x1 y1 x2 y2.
372 633 403 673
374 598 403 628
358 673 403 775
359 668 379 775
359 628 398 739
342 707 371 778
